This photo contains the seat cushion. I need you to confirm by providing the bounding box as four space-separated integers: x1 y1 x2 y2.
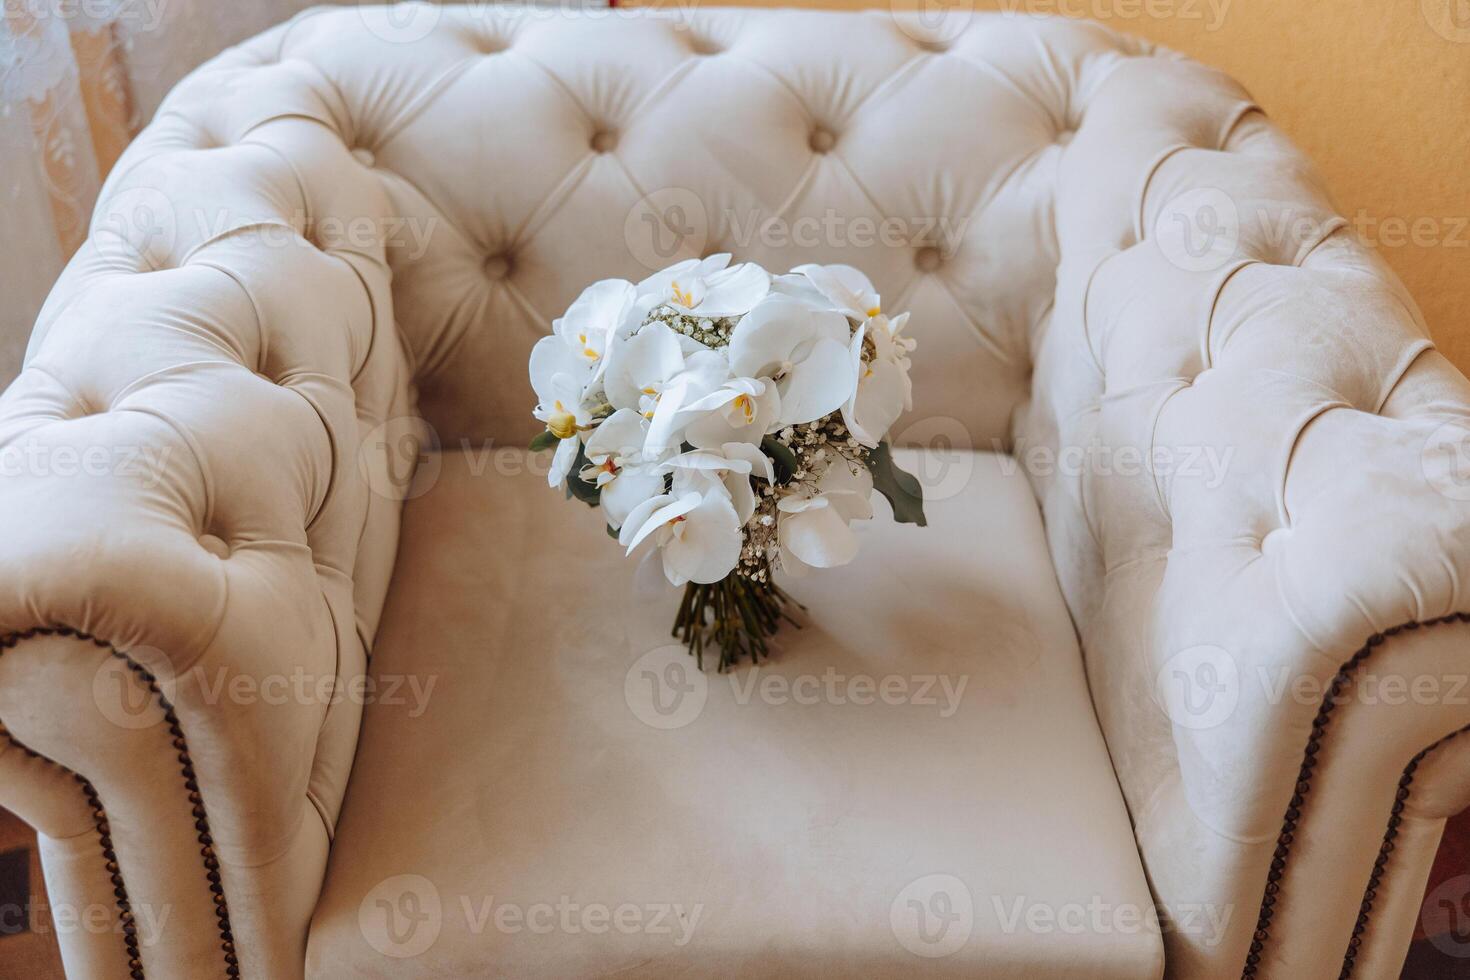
307 447 1164 979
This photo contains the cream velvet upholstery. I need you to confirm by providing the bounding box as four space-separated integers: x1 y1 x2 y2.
0 4 1466 979
310 447 1163 978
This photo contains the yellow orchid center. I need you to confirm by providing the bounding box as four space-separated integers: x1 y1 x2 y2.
670 280 696 308
733 393 753 421
578 333 597 359
865 305 881 318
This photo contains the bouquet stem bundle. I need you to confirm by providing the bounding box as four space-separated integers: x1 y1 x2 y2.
673 574 805 672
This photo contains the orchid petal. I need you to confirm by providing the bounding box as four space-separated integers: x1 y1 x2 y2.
601 466 667 530
622 492 700 553
778 500 860 568
548 436 579 488
585 408 647 460
778 336 856 425
693 262 771 317
662 491 742 585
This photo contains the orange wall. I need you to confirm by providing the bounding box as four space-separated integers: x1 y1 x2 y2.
643 0 1470 372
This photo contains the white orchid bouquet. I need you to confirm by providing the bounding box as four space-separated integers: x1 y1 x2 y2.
529 255 924 671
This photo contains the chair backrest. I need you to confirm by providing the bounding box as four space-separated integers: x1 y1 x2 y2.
109 4 1153 453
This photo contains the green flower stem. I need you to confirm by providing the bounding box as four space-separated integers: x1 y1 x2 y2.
672 574 804 672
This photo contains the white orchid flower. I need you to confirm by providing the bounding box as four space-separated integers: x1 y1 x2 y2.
681 376 781 449
842 312 916 447
580 408 670 530
768 271 838 311
605 322 731 453
776 462 874 570
792 263 883 321
619 488 743 586
728 295 857 427
529 336 593 487
638 253 770 318
552 278 637 381
667 442 774 526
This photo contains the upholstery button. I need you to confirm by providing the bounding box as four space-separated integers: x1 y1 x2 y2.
351 147 376 167
687 34 723 56
199 534 230 559
914 247 942 273
1261 528 1288 553
809 127 836 154
916 37 951 54
1055 129 1075 146
590 130 618 154
483 254 512 280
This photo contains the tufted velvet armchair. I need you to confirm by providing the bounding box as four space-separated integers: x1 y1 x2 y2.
3 5 1470 978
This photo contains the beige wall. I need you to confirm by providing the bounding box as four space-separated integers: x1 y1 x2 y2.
647 0 1470 374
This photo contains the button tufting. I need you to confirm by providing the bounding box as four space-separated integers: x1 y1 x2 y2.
687 34 724 56
483 254 512 280
590 130 618 154
198 534 230 559
809 128 836 154
915 37 951 54
351 147 376 167
914 247 942 273
1055 129 1075 146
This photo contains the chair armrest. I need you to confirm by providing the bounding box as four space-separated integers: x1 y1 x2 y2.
0 26 415 971
1022 53 1470 979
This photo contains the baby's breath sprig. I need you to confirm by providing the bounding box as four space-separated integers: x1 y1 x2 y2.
643 305 740 349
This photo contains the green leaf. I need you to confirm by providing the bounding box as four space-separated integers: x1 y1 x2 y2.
529 428 561 453
567 472 601 507
564 441 601 507
866 441 927 527
760 436 799 484
606 522 621 540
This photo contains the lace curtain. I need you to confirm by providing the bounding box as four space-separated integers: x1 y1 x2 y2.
0 0 344 386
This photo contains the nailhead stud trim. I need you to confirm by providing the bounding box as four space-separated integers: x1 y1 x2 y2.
1241 611 1470 979
0 626 238 979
